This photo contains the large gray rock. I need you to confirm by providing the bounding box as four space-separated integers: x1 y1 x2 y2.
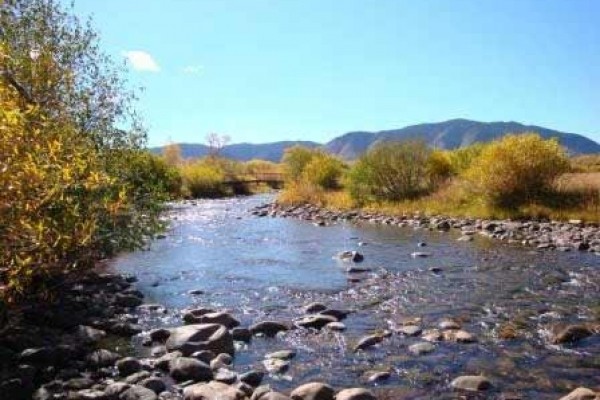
169 357 213 382
290 382 335 400
183 381 247 400
166 324 234 356
335 388 376 400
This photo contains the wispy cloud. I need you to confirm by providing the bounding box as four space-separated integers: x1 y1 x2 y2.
182 65 203 75
123 50 160 72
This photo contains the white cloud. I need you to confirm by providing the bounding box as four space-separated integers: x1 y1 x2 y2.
182 65 203 75
123 50 160 72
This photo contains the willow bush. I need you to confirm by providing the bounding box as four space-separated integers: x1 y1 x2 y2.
346 141 445 203
0 1 174 300
464 133 570 208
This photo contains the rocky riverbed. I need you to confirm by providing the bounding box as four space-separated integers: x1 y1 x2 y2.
254 203 600 254
1 196 598 400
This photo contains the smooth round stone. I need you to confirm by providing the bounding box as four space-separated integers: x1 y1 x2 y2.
397 325 422 337
450 375 492 391
408 342 436 355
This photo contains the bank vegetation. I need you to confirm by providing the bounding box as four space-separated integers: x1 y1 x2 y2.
279 135 600 222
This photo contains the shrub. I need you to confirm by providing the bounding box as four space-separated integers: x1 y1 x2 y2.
282 146 319 181
346 141 435 202
445 143 487 174
301 153 345 189
181 160 227 198
426 150 453 188
464 133 570 208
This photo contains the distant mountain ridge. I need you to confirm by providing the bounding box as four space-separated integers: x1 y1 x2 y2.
151 141 320 162
325 119 600 159
150 119 600 162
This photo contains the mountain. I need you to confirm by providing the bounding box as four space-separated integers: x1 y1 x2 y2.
150 120 600 162
325 119 600 159
150 141 320 162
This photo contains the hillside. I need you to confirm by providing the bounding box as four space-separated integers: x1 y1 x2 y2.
151 120 600 161
325 119 600 159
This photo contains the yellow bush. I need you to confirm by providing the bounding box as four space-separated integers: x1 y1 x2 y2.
0 84 117 296
281 146 320 181
464 133 570 208
301 153 345 189
180 160 227 198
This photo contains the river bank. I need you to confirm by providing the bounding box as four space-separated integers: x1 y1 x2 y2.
255 202 600 254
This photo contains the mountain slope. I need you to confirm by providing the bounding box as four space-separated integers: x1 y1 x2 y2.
150 141 320 162
325 119 600 158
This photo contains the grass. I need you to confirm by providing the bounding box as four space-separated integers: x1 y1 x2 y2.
279 173 600 222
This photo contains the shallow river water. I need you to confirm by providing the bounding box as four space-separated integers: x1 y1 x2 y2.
109 194 599 399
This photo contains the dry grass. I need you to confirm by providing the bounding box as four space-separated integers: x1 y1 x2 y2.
556 172 600 191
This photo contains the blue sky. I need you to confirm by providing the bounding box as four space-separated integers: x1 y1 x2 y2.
71 0 600 146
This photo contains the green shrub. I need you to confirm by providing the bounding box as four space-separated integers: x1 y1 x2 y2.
346 141 437 202
464 133 570 208
446 143 487 174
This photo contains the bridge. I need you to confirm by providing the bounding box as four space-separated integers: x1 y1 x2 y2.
223 172 285 191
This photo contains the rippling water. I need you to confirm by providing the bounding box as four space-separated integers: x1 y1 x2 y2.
109 194 599 399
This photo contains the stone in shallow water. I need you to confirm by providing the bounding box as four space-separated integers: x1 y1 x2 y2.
184 381 246 400
397 325 422 337
263 358 290 374
249 321 289 337
411 252 431 258
304 302 327 314
551 324 593 344
336 388 377 400
295 314 338 330
166 324 234 356
367 371 391 383
290 382 335 400
450 375 492 391
443 329 477 343
438 318 461 330
558 387 598 400
326 322 346 331
408 342 436 355
265 350 296 360
354 334 384 351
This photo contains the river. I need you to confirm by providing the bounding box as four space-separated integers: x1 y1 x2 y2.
109 194 599 399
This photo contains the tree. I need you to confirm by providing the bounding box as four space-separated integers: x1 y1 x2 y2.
163 142 183 166
0 0 145 149
206 133 230 157
0 1 171 300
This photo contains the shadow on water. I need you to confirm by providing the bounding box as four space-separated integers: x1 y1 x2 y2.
109 194 599 399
